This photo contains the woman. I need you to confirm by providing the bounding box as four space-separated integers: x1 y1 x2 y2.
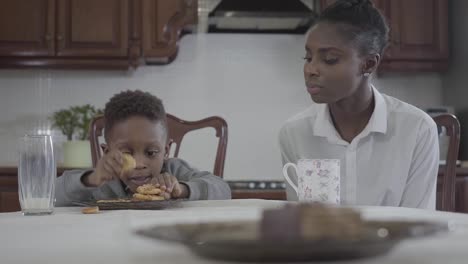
279 0 439 209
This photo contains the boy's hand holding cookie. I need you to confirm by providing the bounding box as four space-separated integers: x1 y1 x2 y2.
121 153 136 175
151 172 189 199
82 151 136 187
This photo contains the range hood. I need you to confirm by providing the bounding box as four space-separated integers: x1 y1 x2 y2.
198 0 318 33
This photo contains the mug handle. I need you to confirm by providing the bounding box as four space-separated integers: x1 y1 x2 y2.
282 163 299 194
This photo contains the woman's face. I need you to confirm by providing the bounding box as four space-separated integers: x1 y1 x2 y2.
303 22 367 104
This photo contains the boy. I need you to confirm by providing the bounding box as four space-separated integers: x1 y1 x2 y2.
56 90 231 206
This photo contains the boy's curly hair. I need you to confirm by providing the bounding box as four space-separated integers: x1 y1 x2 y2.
104 90 167 140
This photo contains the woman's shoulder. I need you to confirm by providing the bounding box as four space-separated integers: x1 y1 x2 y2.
382 94 436 130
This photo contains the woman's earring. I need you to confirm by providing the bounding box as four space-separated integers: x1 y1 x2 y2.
363 72 370 77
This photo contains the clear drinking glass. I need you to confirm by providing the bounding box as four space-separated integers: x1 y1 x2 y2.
18 134 56 215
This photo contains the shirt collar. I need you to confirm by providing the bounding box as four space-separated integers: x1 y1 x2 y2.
367 86 387 134
312 86 388 140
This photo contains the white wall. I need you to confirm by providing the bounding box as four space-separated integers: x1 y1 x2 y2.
0 33 442 180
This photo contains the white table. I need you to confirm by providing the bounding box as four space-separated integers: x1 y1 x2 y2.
2 199 468 264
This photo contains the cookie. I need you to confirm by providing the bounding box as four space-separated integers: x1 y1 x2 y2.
122 153 136 173
133 193 165 201
136 184 162 195
81 206 99 214
97 198 132 203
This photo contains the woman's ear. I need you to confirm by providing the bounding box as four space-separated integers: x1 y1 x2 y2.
101 143 109 154
362 53 381 76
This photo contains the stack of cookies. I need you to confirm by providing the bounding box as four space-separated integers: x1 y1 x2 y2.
121 155 166 201
133 184 165 201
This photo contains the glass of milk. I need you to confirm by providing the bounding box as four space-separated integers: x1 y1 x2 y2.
18 134 56 215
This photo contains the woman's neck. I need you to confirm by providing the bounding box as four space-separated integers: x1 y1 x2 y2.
328 83 375 143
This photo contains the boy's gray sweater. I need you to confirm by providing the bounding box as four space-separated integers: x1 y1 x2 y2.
55 158 231 206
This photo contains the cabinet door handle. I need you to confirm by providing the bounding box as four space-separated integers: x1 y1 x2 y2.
57 35 64 41
44 35 52 41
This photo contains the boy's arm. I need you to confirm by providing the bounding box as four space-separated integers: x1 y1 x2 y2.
55 169 97 206
165 158 231 200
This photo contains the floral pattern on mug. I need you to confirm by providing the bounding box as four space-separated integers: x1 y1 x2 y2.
287 159 340 204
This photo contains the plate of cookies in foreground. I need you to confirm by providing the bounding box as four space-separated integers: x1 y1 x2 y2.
136 203 447 262
74 184 184 210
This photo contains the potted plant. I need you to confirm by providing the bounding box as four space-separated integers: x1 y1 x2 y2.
52 104 102 168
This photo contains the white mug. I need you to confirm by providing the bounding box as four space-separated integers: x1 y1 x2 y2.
283 159 340 204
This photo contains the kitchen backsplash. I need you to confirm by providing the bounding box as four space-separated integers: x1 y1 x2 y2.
0 34 443 180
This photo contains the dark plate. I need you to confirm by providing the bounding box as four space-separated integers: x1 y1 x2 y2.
73 199 184 210
136 220 447 262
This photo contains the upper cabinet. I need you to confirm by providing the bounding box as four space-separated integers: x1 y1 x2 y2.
0 0 55 57
387 0 448 60
0 0 197 69
56 0 129 58
319 0 449 72
142 0 197 63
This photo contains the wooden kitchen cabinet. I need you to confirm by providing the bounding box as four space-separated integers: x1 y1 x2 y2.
56 0 129 58
0 0 55 57
142 0 197 63
382 0 448 71
319 0 448 72
0 192 21 213
0 171 21 213
0 0 197 69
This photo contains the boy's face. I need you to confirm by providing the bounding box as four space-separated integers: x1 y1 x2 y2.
104 116 168 193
